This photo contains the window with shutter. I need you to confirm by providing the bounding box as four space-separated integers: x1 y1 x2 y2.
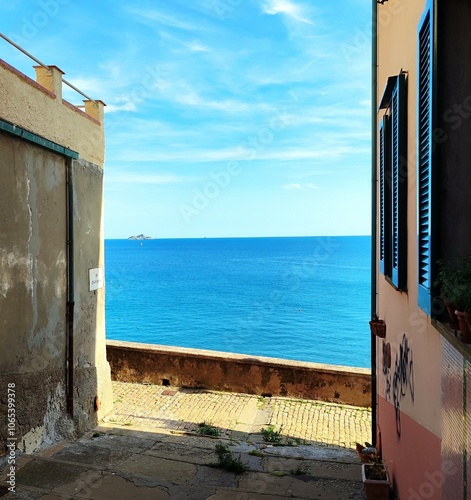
391 74 407 290
417 7 433 313
379 116 391 277
378 74 407 289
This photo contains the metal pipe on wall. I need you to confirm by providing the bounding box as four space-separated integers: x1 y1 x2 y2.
66 157 75 417
371 0 378 447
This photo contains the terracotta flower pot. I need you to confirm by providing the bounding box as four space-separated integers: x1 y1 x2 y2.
444 300 460 330
464 312 471 340
362 463 390 500
455 311 471 344
369 320 386 338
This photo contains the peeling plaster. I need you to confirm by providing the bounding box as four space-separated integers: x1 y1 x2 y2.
22 425 44 454
25 163 39 332
54 250 67 298
44 160 62 192
27 297 64 371
22 382 68 453
0 252 33 298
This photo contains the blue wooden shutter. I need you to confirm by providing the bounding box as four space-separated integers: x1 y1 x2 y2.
391 74 407 290
417 8 433 313
379 116 391 276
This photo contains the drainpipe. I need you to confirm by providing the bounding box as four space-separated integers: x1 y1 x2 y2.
371 0 378 447
66 157 75 417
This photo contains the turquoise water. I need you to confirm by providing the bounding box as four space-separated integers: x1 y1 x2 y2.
105 236 371 368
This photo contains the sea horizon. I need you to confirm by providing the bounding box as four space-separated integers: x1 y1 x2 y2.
107 234 371 240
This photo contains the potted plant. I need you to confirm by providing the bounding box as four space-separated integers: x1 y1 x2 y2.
455 311 471 343
434 260 460 330
452 257 471 344
436 257 471 343
463 288 471 341
369 315 386 338
362 460 390 500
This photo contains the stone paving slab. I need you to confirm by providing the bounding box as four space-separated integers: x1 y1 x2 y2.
52 444 132 469
0 382 372 499
10 459 90 491
145 441 218 465
75 474 169 500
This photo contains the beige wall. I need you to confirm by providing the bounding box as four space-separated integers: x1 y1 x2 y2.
376 0 442 438
0 60 105 166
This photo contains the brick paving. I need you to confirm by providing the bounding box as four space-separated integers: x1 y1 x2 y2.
106 381 372 450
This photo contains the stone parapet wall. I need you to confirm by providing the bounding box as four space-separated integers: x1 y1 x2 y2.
106 340 371 408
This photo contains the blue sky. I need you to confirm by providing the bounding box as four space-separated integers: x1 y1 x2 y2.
1 0 371 239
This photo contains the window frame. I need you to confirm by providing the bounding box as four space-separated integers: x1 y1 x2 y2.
390 74 408 290
378 73 408 291
417 3 435 314
379 115 391 277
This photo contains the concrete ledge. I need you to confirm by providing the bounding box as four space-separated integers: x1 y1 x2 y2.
106 341 371 408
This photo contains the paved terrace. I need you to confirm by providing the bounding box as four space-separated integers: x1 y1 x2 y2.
1 382 372 499
108 382 371 449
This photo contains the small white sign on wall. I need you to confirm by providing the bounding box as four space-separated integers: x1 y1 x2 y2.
89 267 104 291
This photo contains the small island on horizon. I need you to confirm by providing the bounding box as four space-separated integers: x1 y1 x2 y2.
128 234 153 240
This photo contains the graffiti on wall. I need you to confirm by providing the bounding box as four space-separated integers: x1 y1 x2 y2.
384 333 414 437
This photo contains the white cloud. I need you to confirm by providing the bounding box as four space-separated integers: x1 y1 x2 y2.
127 7 204 32
187 41 210 52
105 102 137 113
284 183 320 190
177 92 250 113
150 77 275 114
262 0 313 24
157 30 212 54
108 143 365 164
106 172 198 184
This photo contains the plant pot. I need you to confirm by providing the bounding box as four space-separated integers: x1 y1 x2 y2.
455 311 471 344
465 312 471 336
369 320 386 338
362 463 390 500
444 300 460 330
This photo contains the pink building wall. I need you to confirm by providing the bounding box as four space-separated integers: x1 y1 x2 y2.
375 1 471 498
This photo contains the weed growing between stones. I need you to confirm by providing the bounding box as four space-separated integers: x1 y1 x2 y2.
196 422 221 436
210 443 249 474
261 425 283 443
290 463 307 475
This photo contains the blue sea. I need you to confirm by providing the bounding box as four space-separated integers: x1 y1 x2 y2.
105 236 371 368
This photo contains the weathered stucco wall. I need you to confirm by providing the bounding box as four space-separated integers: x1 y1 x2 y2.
70 157 113 435
107 341 371 407
0 58 112 457
0 134 69 452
